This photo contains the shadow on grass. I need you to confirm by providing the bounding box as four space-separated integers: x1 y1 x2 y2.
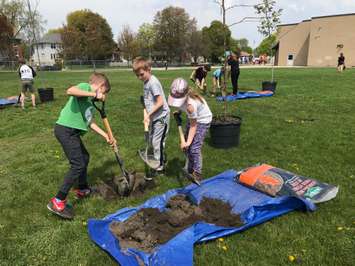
165 157 185 187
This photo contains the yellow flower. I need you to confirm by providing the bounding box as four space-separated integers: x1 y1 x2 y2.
337 226 344 231
288 255 296 262
222 246 228 251
218 238 224 242
83 221 87 226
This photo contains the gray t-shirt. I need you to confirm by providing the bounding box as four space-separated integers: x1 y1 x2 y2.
143 75 170 121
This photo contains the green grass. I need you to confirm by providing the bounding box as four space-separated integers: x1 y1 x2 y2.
0 68 354 266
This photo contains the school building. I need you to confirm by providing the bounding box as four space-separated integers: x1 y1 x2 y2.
274 13 355 67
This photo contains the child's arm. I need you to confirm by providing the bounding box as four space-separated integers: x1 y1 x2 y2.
67 86 105 100
90 122 116 146
144 95 163 123
181 104 197 149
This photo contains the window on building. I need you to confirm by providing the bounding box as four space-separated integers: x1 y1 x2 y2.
288 54 294 60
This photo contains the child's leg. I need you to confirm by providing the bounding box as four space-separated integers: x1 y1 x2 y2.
212 77 217 94
77 140 90 189
54 124 88 200
186 123 210 175
151 118 169 168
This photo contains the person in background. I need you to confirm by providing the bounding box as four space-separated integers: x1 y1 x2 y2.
18 59 36 109
211 66 224 97
228 53 240 95
190 65 210 94
337 53 345 72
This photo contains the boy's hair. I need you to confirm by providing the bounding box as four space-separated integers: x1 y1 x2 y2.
89 72 111 92
132 57 151 73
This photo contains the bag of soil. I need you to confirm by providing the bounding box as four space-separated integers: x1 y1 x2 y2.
236 164 338 203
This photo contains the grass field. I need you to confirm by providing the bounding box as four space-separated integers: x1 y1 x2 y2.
0 68 354 266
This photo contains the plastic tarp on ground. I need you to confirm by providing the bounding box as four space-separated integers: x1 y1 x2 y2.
216 91 274 102
88 170 315 266
0 98 18 108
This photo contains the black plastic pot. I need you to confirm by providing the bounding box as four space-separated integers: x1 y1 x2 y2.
209 116 242 149
38 88 54 102
262 81 277 92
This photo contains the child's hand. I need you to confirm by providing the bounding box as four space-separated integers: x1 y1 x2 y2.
180 141 189 151
143 113 150 125
106 136 117 147
95 91 106 101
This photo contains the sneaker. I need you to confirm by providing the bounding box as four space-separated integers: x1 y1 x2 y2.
48 197 67 212
47 197 74 219
73 188 92 199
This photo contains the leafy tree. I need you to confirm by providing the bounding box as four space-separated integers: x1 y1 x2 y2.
153 6 196 62
117 25 140 62
255 34 276 56
230 38 253 55
137 23 155 59
0 14 14 58
187 29 206 63
202 20 231 63
61 9 115 60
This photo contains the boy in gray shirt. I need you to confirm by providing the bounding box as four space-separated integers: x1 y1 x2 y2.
133 57 170 171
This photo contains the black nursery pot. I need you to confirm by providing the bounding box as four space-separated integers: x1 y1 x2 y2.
38 88 54 102
262 81 277 92
209 116 242 149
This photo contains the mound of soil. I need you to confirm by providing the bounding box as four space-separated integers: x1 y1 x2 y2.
212 115 242 126
93 172 155 200
109 194 243 252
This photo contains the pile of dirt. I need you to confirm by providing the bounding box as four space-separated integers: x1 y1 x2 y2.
212 115 242 126
93 172 155 200
109 194 243 252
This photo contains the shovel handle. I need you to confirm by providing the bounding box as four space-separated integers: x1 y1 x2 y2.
140 96 149 133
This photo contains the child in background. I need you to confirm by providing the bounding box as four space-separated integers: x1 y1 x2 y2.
47 72 115 218
18 59 36 109
211 66 224 97
133 57 170 172
190 65 210 94
168 78 212 182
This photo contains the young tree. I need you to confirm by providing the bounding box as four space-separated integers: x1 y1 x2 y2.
153 6 196 62
117 25 139 63
0 14 14 58
255 0 282 81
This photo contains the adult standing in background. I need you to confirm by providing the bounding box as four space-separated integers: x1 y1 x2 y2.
18 59 37 109
228 53 240 95
337 53 345 72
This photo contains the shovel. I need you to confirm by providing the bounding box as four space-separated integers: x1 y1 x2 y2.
92 99 135 196
137 96 160 170
173 111 201 186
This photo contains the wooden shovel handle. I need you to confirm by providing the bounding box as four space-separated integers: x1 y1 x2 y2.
102 117 119 152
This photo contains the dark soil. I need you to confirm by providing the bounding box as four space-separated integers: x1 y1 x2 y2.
212 115 242 126
109 194 243 252
93 172 155 200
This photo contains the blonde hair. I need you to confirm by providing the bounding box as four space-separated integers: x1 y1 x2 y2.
132 57 151 73
187 87 204 103
89 72 111 92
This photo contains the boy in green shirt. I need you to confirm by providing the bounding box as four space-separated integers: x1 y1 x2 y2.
47 72 115 218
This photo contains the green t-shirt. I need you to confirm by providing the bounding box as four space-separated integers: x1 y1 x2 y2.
56 83 94 132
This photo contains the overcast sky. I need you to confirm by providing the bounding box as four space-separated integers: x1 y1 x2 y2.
36 0 355 48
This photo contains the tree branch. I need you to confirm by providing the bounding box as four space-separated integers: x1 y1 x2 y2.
228 17 261 27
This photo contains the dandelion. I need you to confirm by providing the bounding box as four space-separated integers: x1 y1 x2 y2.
83 221 87 226
337 226 344 231
222 245 228 251
288 255 296 262
218 238 224 242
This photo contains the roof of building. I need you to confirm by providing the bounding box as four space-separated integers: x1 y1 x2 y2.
278 13 355 27
36 33 62 44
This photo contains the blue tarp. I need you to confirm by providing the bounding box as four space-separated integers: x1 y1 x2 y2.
88 170 315 266
0 98 18 107
216 91 274 102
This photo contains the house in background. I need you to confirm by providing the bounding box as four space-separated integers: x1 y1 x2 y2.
32 33 63 66
274 13 355 67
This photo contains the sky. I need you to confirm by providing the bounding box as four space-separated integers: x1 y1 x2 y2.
35 0 355 48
